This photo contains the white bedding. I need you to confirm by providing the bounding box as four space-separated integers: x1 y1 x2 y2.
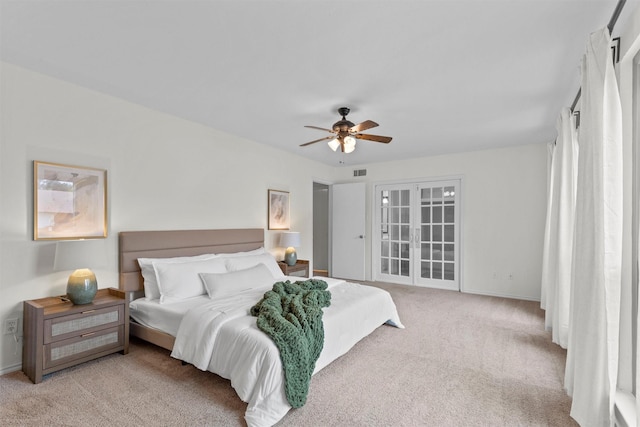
128 275 307 336
130 295 209 336
135 277 404 427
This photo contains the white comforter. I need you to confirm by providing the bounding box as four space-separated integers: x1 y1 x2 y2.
171 278 403 427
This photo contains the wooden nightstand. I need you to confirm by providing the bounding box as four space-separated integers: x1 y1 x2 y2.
22 288 129 384
278 259 310 277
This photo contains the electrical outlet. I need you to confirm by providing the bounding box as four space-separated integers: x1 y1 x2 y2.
4 318 18 335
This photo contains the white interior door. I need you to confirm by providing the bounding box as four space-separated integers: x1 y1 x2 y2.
331 182 366 280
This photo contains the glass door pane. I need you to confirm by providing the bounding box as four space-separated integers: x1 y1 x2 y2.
377 185 413 284
415 181 459 290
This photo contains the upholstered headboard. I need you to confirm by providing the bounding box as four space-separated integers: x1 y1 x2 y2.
118 228 264 293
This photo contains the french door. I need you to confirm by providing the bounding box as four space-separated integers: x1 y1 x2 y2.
374 179 461 290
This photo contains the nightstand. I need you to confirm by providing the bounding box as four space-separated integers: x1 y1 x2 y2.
278 259 310 277
22 288 129 384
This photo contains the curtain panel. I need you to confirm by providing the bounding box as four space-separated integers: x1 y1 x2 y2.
541 142 557 314
540 108 578 350
564 27 623 427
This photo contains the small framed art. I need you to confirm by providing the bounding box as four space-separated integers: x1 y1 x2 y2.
268 189 290 230
33 161 108 240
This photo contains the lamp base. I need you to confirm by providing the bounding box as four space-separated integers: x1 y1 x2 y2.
284 247 297 266
67 268 98 305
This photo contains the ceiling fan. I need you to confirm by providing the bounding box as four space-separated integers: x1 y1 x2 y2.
300 107 392 153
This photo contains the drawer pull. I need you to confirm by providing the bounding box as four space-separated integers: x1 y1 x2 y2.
81 310 96 314
81 332 96 338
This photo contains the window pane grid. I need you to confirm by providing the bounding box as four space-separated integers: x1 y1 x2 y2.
380 189 411 276
419 186 456 282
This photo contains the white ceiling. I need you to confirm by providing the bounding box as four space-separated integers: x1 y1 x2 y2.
1 0 634 167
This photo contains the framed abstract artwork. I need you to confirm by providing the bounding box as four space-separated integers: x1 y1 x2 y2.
33 161 107 240
268 189 290 230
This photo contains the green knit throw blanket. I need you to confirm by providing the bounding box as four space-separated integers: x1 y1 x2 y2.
250 279 331 408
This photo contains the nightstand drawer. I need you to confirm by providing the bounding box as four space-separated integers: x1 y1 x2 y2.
44 325 124 369
278 260 310 277
287 269 308 277
44 305 124 344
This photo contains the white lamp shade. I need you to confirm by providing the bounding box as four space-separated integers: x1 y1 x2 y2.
54 239 107 271
328 138 340 152
343 136 356 153
279 231 301 248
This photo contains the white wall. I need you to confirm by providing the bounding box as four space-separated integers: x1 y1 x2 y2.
0 61 549 374
0 62 335 373
332 143 548 301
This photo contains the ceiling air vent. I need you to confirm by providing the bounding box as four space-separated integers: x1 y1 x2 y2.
353 169 367 177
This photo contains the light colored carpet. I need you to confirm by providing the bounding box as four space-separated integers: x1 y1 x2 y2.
0 282 576 426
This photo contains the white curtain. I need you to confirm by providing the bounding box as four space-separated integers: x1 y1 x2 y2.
564 27 623 426
541 141 557 314
540 108 578 349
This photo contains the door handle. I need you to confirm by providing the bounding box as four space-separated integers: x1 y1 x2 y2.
358 235 365 239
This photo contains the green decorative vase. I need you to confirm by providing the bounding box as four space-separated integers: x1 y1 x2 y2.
67 269 98 305
284 248 297 266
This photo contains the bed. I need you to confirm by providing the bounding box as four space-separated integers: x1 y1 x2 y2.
118 228 403 427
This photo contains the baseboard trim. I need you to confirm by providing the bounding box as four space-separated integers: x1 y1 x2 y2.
0 363 22 377
462 288 541 302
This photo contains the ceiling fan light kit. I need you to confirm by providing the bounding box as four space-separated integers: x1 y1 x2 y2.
343 135 356 153
328 138 341 152
301 107 392 153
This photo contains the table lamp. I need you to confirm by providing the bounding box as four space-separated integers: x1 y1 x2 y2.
280 231 301 266
54 239 106 304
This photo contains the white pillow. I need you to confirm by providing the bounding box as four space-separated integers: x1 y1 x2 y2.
199 263 276 299
154 257 227 304
217 247 266 257
224 253 285 279
138 253 217 300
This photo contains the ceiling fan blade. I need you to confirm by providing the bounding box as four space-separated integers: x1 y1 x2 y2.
349 120 378 133
304 125 335 133
300 136 335 147
355 133 393 143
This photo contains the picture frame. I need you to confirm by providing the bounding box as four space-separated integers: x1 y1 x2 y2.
33 161 108 240
267 189 290 230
